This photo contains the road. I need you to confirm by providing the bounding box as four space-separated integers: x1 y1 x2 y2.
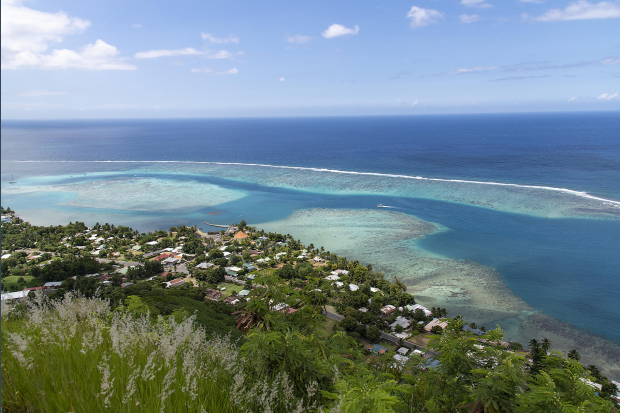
323 310 424 351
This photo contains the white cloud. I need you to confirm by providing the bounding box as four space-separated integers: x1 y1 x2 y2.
200 33 239 44
134 48 242 59
208 50 243 59
279 76 286 82
446 66 501 74
134 48 204 59
460 14 481 23
520 0 543 3
17 89 67 96
287 35 313 43
461 0 493 8
132 23 142 28
1 0 134 70
407 6 444 28
602 58 620 65
4 39 136 70
597 92 618 99
533 0 620 21
190 67 238 75
568 96 578 102
322 24 360 38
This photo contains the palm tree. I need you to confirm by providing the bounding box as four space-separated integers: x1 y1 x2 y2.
541 338 551 353
567 349 581 361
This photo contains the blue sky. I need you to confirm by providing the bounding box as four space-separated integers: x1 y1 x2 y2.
1 0 619 118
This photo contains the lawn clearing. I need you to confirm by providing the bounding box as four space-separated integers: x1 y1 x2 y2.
217 283 243 298
1 275 35 288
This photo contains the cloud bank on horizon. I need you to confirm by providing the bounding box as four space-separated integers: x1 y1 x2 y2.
1 0 619 118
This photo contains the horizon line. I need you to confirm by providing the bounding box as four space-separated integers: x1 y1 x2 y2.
2 109 619 122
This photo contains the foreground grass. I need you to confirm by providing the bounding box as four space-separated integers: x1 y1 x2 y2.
1 293 304 413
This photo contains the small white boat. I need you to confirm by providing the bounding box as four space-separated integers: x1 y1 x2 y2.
377 204 383 208
9 174 16 184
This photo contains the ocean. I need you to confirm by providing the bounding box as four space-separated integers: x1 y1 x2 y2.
2 112 620 378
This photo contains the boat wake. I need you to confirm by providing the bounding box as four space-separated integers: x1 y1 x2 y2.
14 160 620 207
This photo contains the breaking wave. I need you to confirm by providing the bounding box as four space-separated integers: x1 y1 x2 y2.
16 160 620 207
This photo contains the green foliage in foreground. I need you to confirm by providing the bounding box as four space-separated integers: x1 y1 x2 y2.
1 293 306 413
3 294 616 413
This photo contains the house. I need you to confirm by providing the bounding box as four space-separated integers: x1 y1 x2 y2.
225 266 242 273
121 282 134 288
463 324 485 336
313 256 323 262
369 345 388 355
272 303 289 311
224 296 240 305
392 354 409 366
154 253 172 261
22 286 46 292
234 231 248 240
132 245 141 251
246 274 256 280
243 263 256 270
165 278 185 288
425 318 449 332
390 316 412 330
406 304 432 317
205 289 223 301
1 291 29 301
1 254 11 259
238 290 251 298
195 262 214 270
146 241 158 246
43 281 62 289
349 283 359 292
370 287 380 293
325 274 340 281
397 347 410 356
334 281 344 288
143 252 158 258
380 305 396 315
359 307 369 312
333 269 349 275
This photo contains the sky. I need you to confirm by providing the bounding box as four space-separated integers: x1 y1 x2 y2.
1 0 619 118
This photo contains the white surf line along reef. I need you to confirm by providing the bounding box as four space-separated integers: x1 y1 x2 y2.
16 160 620 208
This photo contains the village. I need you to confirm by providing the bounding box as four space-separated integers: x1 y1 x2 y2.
0 211 512 369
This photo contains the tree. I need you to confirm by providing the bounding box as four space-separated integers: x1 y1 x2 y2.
366 325 381 342
205 267 225 284
567 349 580 361
430 325 443 335
323 374 400 413
340 316 358 332
394 324 404 334
278 264 297 280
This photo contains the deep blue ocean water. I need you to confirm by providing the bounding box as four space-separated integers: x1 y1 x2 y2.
2 112 620 346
